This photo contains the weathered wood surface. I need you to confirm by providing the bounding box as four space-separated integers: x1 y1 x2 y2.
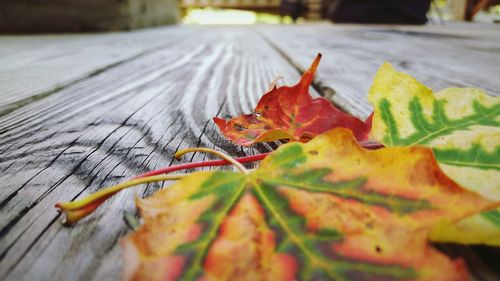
0 24 499 281
0 26 189 116
260 23 500 118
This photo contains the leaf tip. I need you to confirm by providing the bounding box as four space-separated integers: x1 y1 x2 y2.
297 53 323 92
213 117 226 129
309 53 322 74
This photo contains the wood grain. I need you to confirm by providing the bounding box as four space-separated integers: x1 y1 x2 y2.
0 26 309 281
260 23 500 118
0 26 187 116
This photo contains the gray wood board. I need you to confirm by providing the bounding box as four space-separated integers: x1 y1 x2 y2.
0 26 187 115
0 24 498 281
260 24 500 119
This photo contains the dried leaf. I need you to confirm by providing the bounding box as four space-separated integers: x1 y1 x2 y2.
122 128 497 281
214 54 371 146
368 63 500 245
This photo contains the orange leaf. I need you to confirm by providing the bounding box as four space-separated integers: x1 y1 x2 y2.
121 129 498 281
214 54 371 146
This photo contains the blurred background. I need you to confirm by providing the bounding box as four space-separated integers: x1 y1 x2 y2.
0 0 499 33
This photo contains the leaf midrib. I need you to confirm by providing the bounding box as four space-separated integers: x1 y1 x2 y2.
408 104 499 146
181 177 246 280
251 175 420 279
256 175 429 214
250 177 346 280
438 159 500 170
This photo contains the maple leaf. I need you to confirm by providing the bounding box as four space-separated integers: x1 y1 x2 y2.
121 128 497 281
213 54 371 146
368 63 500 246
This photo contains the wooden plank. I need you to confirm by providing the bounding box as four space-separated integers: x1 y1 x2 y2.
260 23 500 119
0 26 188 116
343 22 500 38
0 26 311 281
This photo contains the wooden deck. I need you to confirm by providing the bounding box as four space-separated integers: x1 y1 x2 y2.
0 23 499 281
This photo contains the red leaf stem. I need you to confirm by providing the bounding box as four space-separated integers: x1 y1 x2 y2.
133 153 271 179
56 140 383 225
134 140 383 179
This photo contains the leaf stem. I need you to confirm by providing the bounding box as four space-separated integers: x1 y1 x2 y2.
56 174 185 225
134 153 270 179
134 140 381 180
174 147 250 174
55 140 382 225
